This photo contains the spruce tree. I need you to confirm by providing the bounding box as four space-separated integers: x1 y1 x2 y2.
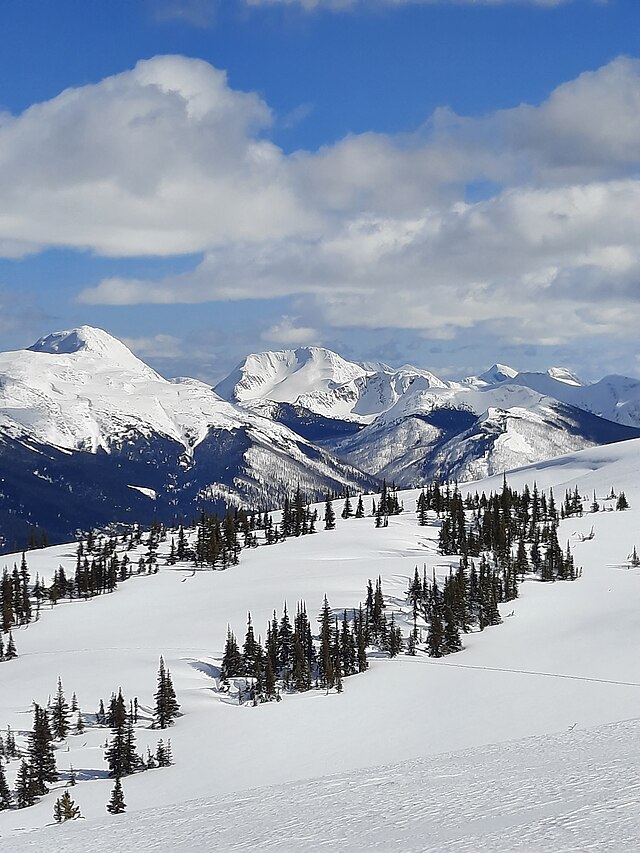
0 761 11 810
153 657 180 729
5 631 17 660
341 495 353 519
51 677 70 740
54 790 81 822
28 703 57 796
105 690 138 777
324 494 336 531
107 776 126 814
14 759 36 808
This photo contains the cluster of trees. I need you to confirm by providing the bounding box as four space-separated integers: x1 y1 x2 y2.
0 658 178 816
220 578 406 704
324 482 402 531
415 481 578 584
406 560 502 659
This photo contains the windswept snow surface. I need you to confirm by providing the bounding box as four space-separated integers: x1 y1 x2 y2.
4 439 640 849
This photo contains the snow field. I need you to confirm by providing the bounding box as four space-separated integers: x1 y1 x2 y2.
2 438 640 847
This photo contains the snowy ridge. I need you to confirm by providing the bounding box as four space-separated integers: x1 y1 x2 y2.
217 344 640 485
215 346 447 423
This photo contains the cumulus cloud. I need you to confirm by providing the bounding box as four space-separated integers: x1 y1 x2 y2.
2 52 639 348
0 55 316 257
261 316 320 345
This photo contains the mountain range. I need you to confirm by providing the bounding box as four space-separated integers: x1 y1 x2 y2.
1 326 640 550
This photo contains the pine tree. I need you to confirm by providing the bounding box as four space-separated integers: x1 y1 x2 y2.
324 494 336 531
4 631 17 660
107 776 126 814
54 790 81 822
341 495 353 519
355 496 365 518
105 690 138 777
0 761 11 810
426 607 444 658
153 656 180 729
51 677 70 740
14 759 36 808
74 711 85 735
28 703 57 796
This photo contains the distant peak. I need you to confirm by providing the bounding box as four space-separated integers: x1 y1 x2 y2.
478 364 519 384
547 367 583 387
29 326 127 356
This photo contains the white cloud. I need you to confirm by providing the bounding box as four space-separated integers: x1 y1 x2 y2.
0 55 316 257
0 53 638 348
152 0 217 28
261 316 320 345
120 334 184 359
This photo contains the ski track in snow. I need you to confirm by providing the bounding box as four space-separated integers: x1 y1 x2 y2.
4 717 640 852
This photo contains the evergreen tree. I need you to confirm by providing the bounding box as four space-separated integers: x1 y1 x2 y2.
0 761 11 810
105 690 138 777
153 657 180 729
4 631 17 660
54 790 81 822
443 606 462 654
51 677 70 740
74 712 85 735
341 495 353 519
324 494 336 531
14 759 36 808
616 491 629 511
107 776 126 814
28 703 57 796
426 607 444 658
355 496 365 518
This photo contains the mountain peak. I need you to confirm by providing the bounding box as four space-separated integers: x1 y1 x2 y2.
477 363 519 384
29 325 127 357
547 367 583 387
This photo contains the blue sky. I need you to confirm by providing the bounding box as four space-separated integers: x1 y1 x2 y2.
0 0 639 382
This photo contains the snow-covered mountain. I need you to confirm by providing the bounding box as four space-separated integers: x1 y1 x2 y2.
0 328 375 549
218 347 640 485
325 379 640 485
215 346 446 424
3 328 640 548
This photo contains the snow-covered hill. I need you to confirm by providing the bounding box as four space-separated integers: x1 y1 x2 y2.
0 328 376 548
3 438 640 849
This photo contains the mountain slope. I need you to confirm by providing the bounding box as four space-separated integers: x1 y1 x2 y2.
2 438 640 848
327 379 640 485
